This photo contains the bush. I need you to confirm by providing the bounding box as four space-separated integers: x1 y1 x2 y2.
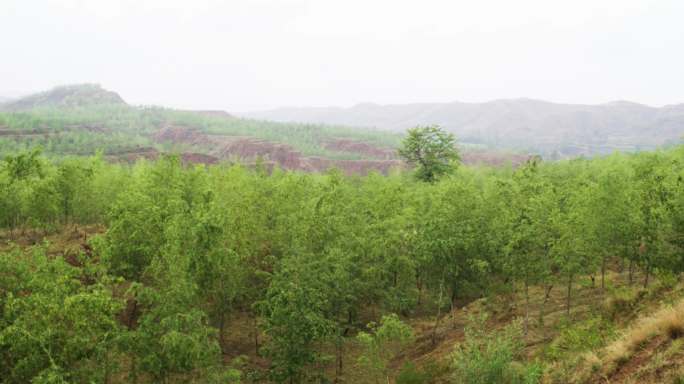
546 317 616 361
397 361 451 384
451 314 542 384
397 362 428 384
357 314 414 384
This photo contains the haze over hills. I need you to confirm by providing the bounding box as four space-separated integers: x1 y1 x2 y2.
3 84 680 168
0 84 126 111
0 84 535 172
244 99 684 158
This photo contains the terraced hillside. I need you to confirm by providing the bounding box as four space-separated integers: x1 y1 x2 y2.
0 84 530 173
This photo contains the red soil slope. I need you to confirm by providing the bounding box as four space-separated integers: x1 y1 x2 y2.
152 126 530 174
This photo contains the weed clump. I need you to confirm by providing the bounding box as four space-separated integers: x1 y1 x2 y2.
451 313 542 384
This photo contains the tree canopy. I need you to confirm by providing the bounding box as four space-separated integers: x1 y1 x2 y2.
398 125 460 182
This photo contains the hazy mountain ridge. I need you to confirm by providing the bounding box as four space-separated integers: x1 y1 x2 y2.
0 84 126 111
245 99 684 157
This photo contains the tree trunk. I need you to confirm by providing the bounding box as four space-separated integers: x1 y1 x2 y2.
131 355 138 384
618 257 625 273
538 284 553 327
643 265 650 288
450 289 458 329
431 280 444 346
104 349 110 384
416 272 423 306
335 335 343 382
523 281 530 336
629 259 635 285
339 344 343 380
253 315 260 356
601 257 607 291
219 312 226 352
566 274 573 317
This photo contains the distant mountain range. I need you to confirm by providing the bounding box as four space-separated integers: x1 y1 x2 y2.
244 99 684 158
4 84 682 159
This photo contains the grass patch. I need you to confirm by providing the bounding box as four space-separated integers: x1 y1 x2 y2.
451 314 543 384
545 317 617 361
603 286 647 321
600 299 684 377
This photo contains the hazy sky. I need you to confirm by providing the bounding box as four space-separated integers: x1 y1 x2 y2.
2 0 683 111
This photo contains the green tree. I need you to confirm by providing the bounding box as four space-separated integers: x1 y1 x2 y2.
53 158 94 224
584 156 640 290
501 159 557 332
550 171 599 317
632 152 675 287
0 148 46 234
260 255 334 383
0 247 123 384
357 314 414 384
398 125 460 182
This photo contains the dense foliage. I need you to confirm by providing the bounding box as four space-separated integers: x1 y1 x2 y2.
1 143 684 383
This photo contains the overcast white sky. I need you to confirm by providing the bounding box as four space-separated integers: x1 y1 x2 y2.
2 0 683 111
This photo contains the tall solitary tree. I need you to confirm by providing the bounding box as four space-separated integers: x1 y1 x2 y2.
398 125 460 182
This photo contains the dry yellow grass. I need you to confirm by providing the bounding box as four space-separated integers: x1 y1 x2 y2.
601 298 684 377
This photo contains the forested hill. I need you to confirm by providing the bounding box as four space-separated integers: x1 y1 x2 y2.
0 84 126 111
0 85 531 172
244 99 684 158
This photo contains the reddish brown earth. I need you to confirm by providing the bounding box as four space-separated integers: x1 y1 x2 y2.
461 151 532 167
106 146 219 165
106 147 159 163
324 139 397 160
153 126 530 174
153 126 402 175
304 156 403 174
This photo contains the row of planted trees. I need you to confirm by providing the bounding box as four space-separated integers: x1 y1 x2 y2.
1 141 683 383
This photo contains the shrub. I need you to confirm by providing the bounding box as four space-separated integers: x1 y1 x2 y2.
396 362 428 384
451 314 542 384
546 317 616 361
358 314 414 384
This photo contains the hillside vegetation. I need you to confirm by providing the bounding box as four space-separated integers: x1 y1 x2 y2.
0 84 406 166
1 140 684 383
245 99 684 158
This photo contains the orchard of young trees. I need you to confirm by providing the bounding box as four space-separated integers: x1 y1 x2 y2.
1 130 684 383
